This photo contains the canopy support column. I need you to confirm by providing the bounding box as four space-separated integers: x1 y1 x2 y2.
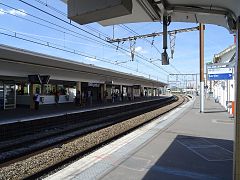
199 23 205 113
234 16 240 180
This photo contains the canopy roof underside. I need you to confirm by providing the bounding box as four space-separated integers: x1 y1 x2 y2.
97 0 239 32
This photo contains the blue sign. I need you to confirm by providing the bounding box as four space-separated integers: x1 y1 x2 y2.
208 73 233 80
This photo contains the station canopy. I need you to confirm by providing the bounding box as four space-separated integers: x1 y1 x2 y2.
66 0 240 32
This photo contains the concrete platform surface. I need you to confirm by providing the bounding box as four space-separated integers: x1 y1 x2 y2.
0 96 167 125
45 96 234 180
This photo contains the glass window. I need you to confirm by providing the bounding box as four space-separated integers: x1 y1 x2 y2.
33 84 41 94
41 84 57 95
57 85 66 95
16 84 27 95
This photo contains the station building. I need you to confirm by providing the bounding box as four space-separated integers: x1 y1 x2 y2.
0 45 167 110
209 44 236 113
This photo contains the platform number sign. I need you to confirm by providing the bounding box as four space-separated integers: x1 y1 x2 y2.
207 67 233 80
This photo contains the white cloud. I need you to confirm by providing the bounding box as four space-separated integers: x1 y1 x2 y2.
0 8 5 15
0 8 27 16
135 46 143 52
9 9 27 16
135 46 148 54
85 57 98 62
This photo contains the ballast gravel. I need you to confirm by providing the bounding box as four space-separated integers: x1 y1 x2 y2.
0 96 185 180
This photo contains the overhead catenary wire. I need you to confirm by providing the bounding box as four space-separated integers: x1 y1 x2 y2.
0 1 170 79
34 0 111 38
0 4 143 68
0 3 113 48
18 0 107 41
118 24 182 74
0 27 108 49
17 0 171 75
119 25 198 76
0 6 167 78
4 3 167 76
0 28 111 61
0 28 165 82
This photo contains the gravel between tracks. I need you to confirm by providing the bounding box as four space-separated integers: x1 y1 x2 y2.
0 96 185 180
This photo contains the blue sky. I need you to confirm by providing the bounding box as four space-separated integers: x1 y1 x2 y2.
0 0 234 84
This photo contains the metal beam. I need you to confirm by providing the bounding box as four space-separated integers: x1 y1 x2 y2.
166 5 236 32
166 5 235 18
234 16 240 180
106 26 199 43
169 73 198 76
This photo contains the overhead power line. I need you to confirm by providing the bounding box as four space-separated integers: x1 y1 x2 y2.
118 24 183 74
0 28 165 82
34 0 111 39
17 0 172 75
0 1 171 78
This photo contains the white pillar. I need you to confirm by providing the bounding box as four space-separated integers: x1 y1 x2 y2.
200 82 204 111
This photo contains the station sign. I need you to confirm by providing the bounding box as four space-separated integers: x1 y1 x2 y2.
207 66 233 80
28 74 42 84
28 75 50 84
88 82 100 87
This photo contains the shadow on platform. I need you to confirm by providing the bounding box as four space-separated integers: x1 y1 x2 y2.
191 107 227 114
204 110 227 114
143 135 233 180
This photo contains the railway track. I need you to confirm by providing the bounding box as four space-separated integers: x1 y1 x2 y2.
0 95 188 180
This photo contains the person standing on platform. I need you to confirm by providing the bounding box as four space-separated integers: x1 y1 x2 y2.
104 90 108 104
111 91 115 103
75 90 81 106
81 91 85 106
127 92 131 101
87 90 93 106
55 90 60 105
89 91 93 106
33 88 40 110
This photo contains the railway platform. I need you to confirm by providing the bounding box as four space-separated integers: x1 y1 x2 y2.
0 96 167 125
46 96 234 180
